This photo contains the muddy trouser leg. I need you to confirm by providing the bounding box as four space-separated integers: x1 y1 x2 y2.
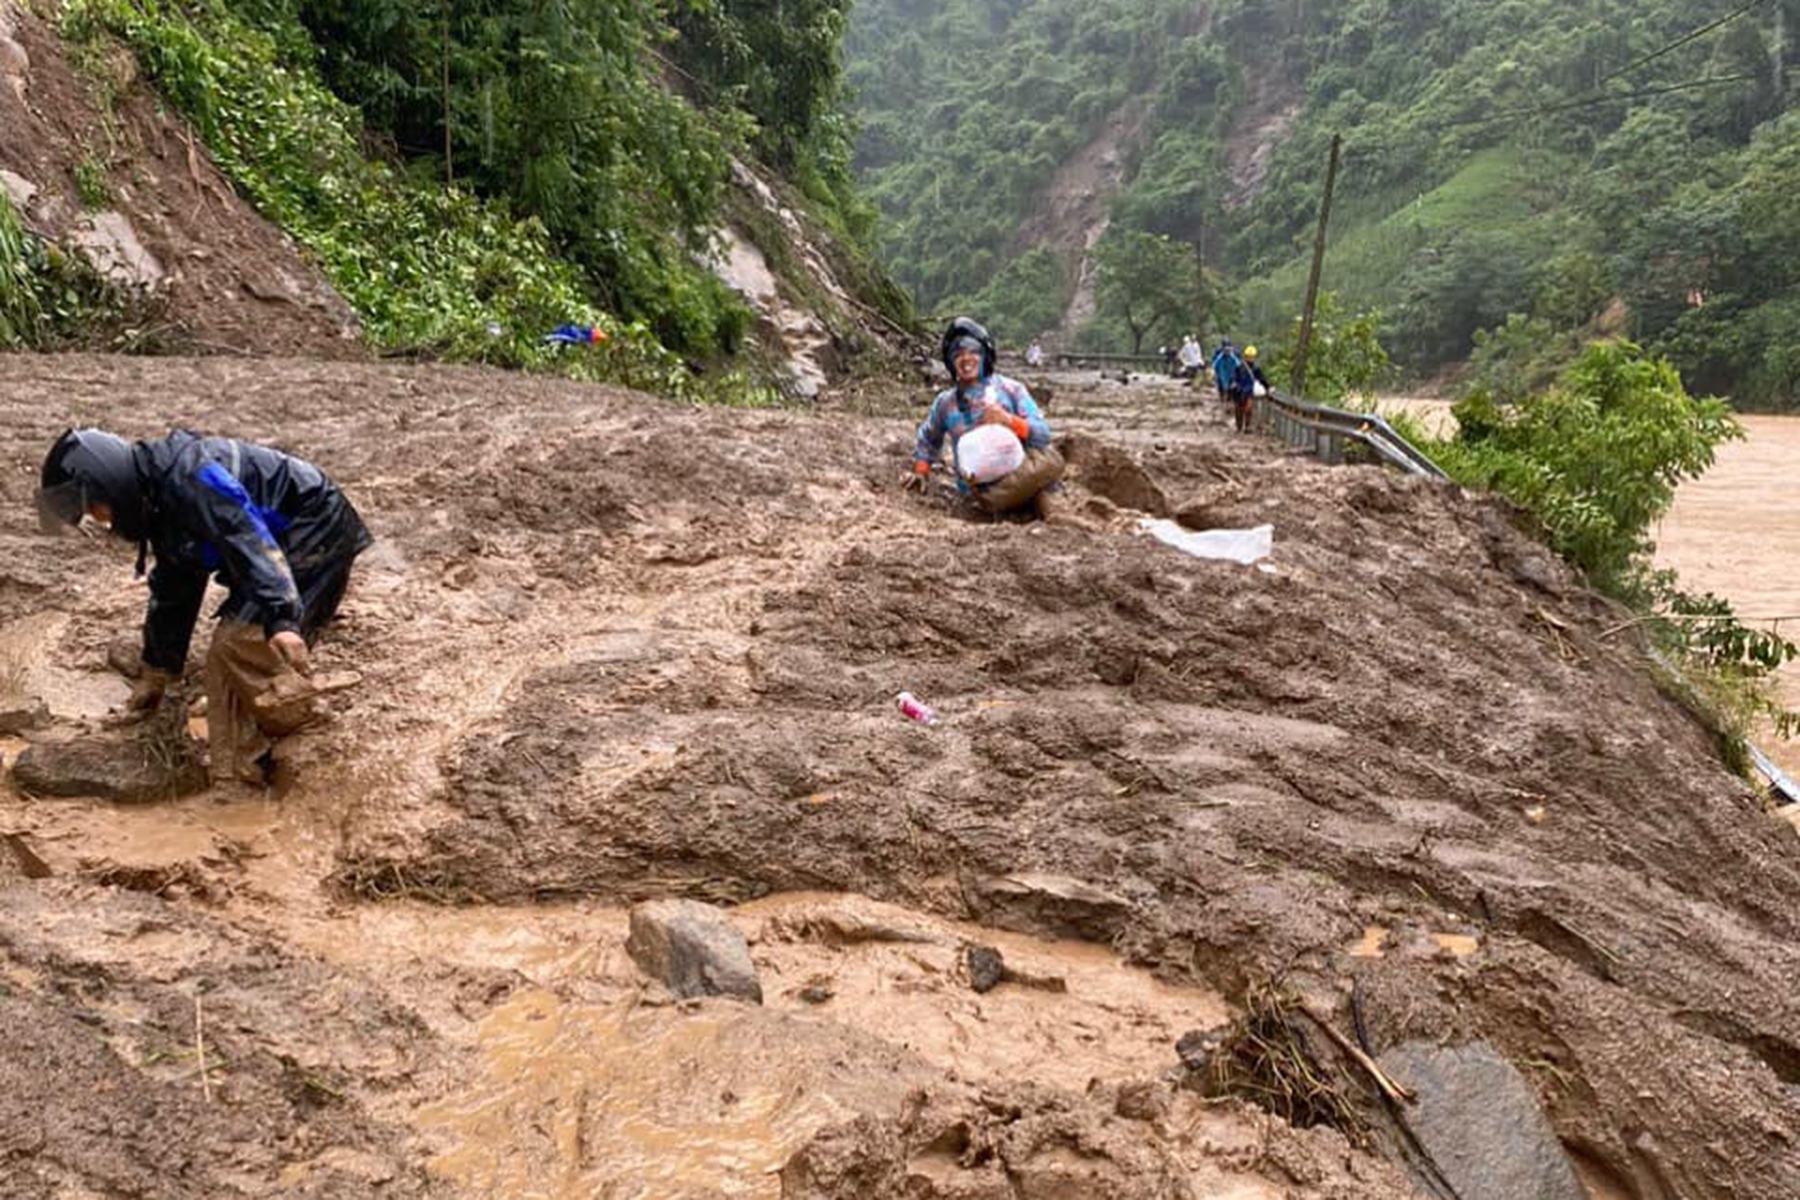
1233 390 1252 432
205 556 357 784
976 446 1066 515
205 623 288 784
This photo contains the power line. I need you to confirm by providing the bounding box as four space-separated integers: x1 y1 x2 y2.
1591 0 1774 91
1444 72 1759 129
1426 1 1775 131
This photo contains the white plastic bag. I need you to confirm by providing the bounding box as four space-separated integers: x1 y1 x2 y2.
957 423 1026 484
1253 380 1267 397
1137 518 1273 564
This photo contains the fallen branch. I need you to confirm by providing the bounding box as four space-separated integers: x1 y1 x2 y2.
1302 1005 1415 1105
194 989 211 1102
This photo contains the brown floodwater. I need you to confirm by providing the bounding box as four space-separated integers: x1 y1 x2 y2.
1654 414 1800 776
373 893 1227 1200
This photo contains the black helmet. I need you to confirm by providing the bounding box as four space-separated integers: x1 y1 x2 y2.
939 317 996 380
37 428 146 540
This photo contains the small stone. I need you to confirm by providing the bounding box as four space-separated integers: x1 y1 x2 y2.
964 943 1005 993
798 984 834 1005
1524 805 1546 824
1114 1080 1170 1123
106 639 144 678
626 898 763 1003
1175 1027 1221 1072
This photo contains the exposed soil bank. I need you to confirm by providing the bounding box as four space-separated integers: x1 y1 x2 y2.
1 357 1797 1198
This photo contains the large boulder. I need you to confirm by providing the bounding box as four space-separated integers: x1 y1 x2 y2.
1377 1039 1585 1200
626 898 763 1003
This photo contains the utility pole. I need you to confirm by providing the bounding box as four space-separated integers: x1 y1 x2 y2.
1192 231 1206 339
442 0 454 186
1290 131 1340 399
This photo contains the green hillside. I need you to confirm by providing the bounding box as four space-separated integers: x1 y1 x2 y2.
845 0 1800 409
5 0 906 398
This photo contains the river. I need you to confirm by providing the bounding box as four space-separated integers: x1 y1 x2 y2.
1653 413 1800 778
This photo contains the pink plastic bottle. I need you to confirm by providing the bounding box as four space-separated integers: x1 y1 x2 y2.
896 691 939 726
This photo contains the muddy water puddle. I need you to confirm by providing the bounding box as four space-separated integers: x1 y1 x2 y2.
318 892 1224 1199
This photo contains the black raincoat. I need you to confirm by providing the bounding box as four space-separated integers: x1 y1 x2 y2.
132 431 372 673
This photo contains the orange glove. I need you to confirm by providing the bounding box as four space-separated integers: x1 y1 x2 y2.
1008 416 1029 440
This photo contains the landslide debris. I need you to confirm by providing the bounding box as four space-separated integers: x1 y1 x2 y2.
0 356 1796 1198
0 881 450 1199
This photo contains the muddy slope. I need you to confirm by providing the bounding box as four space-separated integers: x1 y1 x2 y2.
1 356 1797 1198
0 3 358 356
0 880 452 1198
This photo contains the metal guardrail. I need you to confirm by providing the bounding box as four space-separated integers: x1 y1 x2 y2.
1255 388 1449 480
1049 351 1171 368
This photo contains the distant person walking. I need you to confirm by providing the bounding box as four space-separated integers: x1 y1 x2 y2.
1211 338 1242 404
1025 338 1045 368
1231 347 1263 433
1177 335 1204 380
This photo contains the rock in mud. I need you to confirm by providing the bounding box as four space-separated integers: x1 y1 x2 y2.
105 637 144 678
1060 434 1170 516
0 698 50 735
626 898 763 1003
1376 1039 1585 1200
1175 1026 1223 1073
964 943 1005 993
11 734 207 803
963 872 1132 941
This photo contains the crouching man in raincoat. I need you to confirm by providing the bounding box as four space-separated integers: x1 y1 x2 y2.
36 428 372 789
904 317 1075 523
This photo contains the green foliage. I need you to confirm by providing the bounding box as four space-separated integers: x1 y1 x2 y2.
1464 314 1579 406
1264 292 1390 404
1088 228 1206 354
224 0 757 358
0 195 45 346
72 151 112 208
52 0 796 402
848 0 1800 405
669 0 868 237
0 193 128 349
1437 340 1740 591
960 245 1065 348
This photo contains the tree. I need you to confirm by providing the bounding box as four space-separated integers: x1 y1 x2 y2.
1091 228 1206 353
1443 339 1741 590
1265 292 1389 403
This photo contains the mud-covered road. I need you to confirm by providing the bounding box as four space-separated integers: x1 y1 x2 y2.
1 356 1797 1199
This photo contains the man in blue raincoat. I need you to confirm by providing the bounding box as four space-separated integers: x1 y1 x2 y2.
36 428 372 788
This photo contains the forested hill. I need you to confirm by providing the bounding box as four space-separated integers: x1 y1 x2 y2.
845 0 1800 410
